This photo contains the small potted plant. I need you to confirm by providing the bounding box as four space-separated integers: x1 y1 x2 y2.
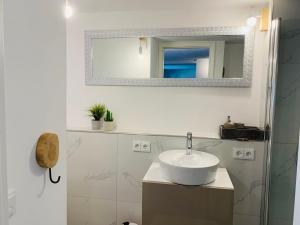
88 104 106 130
103 109 116 131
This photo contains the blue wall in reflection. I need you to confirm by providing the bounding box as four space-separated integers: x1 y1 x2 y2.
163 48 209 78
164 64 196 78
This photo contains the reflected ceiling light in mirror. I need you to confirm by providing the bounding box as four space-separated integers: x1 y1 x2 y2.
246 16 259 27
65 1 73 19
138 37 147 55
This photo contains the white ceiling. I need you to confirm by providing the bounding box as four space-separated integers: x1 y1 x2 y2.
70 0 269 13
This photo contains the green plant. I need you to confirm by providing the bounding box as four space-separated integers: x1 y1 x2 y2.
104 110 114 122
88 104 106 121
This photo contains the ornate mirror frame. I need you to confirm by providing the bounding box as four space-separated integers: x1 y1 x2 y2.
85 26 255 87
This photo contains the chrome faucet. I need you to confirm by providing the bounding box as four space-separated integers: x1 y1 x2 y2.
186 132 192 155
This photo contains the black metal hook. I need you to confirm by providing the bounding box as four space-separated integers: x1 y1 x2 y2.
49 168 61 184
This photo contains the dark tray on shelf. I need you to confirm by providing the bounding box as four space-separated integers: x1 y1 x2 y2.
220 125 265 141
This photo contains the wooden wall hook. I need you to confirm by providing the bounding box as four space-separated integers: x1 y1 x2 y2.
36 133 61 184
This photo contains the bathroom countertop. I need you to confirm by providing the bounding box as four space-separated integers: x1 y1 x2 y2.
67 127 264 142
143 162 234 190
67 127 221 139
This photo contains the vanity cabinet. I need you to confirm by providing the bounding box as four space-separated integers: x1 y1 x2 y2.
142 163 234 225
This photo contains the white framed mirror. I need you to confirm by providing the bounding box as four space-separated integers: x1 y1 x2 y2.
85 26 255 87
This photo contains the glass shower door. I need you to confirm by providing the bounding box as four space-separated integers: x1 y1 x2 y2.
263 17 280 225
266 17 300 225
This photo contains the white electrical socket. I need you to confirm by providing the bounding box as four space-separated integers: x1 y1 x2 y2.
244 148 255 160
233 147 255 160
132 141 141 152
133 141 151 153
233 148 245 159
141 141 151 153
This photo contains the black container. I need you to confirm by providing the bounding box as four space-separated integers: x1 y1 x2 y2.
220 125 265 141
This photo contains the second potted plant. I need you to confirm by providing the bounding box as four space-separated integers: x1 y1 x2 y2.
103 110 116 131
88 104 106 130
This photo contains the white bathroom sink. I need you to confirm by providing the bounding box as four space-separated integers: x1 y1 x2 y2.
158 150 220 185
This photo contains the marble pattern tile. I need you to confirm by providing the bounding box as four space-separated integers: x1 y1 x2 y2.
68 196 116 225
268 218 292 225
67 132 266 225
89 198 116 225
117 201 142 225
211 141 266 217
279 20 300 65
268 143 298 221
68 196 89 225
276 64 300 100
117 135 158 203
273 20 300 144
233 214 261 225
271 143 297 182
67 132 118 200
273 84 300 144
269 19 300 225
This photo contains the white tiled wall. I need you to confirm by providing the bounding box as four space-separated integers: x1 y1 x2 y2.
67 131 266 225
67 132 118 225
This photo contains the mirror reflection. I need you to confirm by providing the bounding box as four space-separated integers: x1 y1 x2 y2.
163 47 210 78
91 35 245 80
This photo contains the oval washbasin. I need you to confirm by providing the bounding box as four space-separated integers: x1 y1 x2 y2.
158 150 220 185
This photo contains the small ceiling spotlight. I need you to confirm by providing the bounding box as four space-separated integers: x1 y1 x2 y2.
65 1 73 19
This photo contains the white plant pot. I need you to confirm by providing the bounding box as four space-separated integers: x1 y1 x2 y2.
91 120 102 130
103 121 116 131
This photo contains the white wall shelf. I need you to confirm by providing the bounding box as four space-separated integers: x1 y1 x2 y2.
67 127 220 139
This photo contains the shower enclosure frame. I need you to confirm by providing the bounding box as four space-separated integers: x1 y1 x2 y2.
0 0 8 224
262 18 281 225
